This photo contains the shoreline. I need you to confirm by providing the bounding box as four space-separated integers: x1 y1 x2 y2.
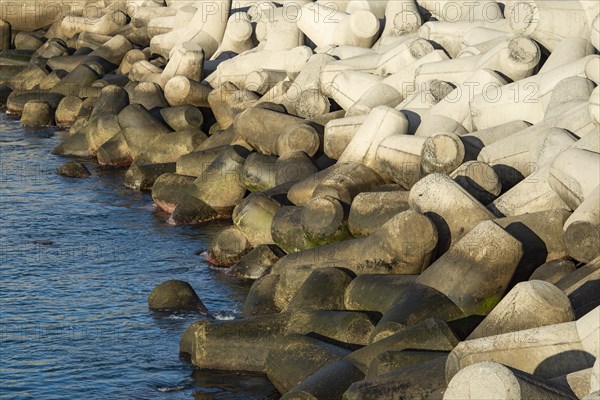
1 0 599 398
0 112 280 399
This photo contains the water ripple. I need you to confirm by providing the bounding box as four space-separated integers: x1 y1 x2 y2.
0 113 275 399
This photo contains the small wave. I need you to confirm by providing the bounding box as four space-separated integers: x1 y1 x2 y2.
212 311 238 321
166 314 186 320
141 203 157 211
157 384 188 393
207 263 230 272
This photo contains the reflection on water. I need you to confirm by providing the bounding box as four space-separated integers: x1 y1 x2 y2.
191 370 278 400
0 112 276 399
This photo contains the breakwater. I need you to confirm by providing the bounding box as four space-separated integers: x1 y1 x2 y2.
1 0 599 399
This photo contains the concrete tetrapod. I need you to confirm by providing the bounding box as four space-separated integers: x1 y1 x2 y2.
61 10 128 39
266 334 351 395
244 69 288 96
549 148 600 211
284 268 353 312
171 145 248 224
275 151 318 186
241 153 278 192
164 76 212 108
230 244 284 281
55 96 83 126
189 310 374 372
124 162 176 191
206 226 251 267
310 162 385 205
300 196 352 247
450 160 502 205
96 132 133 167
347 318 459 374
444 361 580 400
211 12 255 60
343 274 417 314
344 355 449 400
242 273 283 317
126 82 169 110
320 38 434 84
151 173 196 214
505 0 600 52
414 36 541 85
467 280 575 340
297 2 380 48
550 366 596 399
365 349 449 379
478 126 577 191
232 192 280 247
368 282 464 342
409 173 495 256
146 5 197 38
420 132 465 176
555 256 600 317
446 307 600 381
347 190 410 237
375 0 422 49
234 106 320 157
0 19 10 51
176 146 227 178
148 280 209 314
563 185 600 263
324 114 368 160
207 46 312 89
416 220 524 316
253 3 304 51
208 82 260 130
338 106 409 179
149 0 230 59
271 206 313 254
159 105 204 132
117 104 172 160
530 259 577 284
285 53 335 118
273 209 438 276
20 101 54 127
469 55 599 130
374 134 427 189
494 208 571 284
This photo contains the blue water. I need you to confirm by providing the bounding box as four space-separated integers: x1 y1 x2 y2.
0 112 278 399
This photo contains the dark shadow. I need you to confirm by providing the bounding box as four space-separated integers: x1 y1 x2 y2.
263 181 296 205
199 107 216 133
304 332 363 351
416 4 433 21
534 350 596 379
454 176 497 205
461 136 485 160
190 369 279 399
424 211 451 259
503 221 548 289
329 98 342 112
493 164 525 193
73 47 93 56
447 315 486 341
83 55 118 75
379 283 463 335
402 109 422 134
427 40 450 57
314 154 336 171
493 70 513 84
569 279 600 319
